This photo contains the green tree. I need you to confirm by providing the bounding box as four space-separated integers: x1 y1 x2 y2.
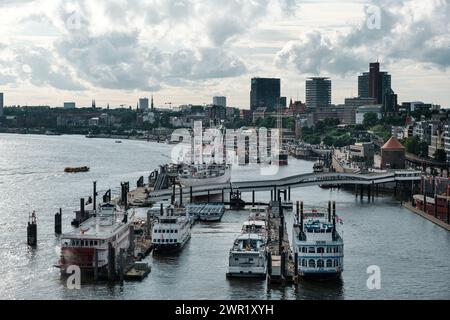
323 136 335 147
434 149 447 162
363 113 379 129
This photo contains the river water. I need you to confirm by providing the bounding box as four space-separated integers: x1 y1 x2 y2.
0 134 449 300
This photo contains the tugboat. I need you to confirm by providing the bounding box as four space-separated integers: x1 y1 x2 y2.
313 161 324 173
64 166 90 173
292 201 344 279
58 203 132 275
152 205 191 253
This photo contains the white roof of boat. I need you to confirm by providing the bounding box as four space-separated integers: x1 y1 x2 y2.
63 215 129 239
243 220 266 226
237 233 264 241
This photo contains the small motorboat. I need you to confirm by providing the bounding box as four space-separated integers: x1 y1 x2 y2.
64 166 90 173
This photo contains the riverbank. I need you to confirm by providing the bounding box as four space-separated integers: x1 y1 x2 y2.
402 202 450 231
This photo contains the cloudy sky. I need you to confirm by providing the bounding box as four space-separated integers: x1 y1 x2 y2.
0 0 449 109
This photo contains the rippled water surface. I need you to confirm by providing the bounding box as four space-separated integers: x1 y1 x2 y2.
0 134 449 300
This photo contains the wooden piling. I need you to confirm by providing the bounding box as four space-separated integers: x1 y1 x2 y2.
252 190 255 206
328 201 331 223
94 249 99 281
118 249 125 284
55 208 62 235
80 198 85 222
288 187 291 201
93 181 97 211
107 242 116 282
179 187 183 206
190 186 193 203
172 184 176 205
27 211 37 247
267 252 272 276
300 201 304 230
435 196 438 218
294 252 299 277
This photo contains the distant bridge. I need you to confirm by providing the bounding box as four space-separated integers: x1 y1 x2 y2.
147 170 422 202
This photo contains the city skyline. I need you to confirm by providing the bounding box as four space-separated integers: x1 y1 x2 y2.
0 0 449 108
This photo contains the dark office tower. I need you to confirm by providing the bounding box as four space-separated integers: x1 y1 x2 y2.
383 88 398 116
369 62 380 102
358 74 369 98
250 78 281 111
305 77 332 109
358 62 392 105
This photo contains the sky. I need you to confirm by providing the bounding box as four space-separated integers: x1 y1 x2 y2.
0 0 449 109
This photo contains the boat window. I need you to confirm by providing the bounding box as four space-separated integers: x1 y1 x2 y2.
235 258 239 261
308 247 315 253
326 259 333 268
317 259 324 268
154 229 158 233
334 260 338 267
317 247 324 254
175 230 178 233
302 259 307 267
308 260 316 268
90 241 93 246
163 230 166 233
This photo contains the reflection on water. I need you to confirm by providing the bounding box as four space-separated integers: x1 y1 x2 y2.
1 134 450 300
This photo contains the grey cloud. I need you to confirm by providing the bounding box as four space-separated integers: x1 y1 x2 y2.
15 47 85 91
56 30 247 91
274 32 366 75
275 0 450 75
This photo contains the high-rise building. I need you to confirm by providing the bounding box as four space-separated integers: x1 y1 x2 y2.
213 96 227 108
64 102 76 109
139 98 149 110
305 77 331 109
444 120 450 164
250 78 281 111
358 62 392 105
0 93 3 117
383 88 398 115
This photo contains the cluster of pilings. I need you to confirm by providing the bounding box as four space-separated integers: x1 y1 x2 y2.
270 186 292 203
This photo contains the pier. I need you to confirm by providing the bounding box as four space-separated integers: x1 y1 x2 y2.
144 170 421 203
266 201 295 285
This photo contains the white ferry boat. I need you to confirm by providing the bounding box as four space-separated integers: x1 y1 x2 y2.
178 164 231 188
58 203 132 274
152 205 191 253
292 208 344 279
227 233 267 278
